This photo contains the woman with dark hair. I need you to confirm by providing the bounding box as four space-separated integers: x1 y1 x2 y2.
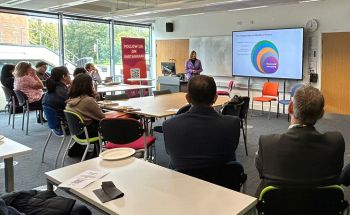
73 67 87 77
42 66 71 117
66 73 105 137
1 64 15 90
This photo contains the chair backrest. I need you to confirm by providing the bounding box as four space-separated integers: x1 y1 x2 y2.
64 110 85 136
221 102 243 117
1 85 14 102
239 96 250 119
153 89 172 96
228 80 234 92
176 104 191 115
290 83 304 97
99 118 144 144
14 90 28 106
176 161 247 192
257 185 348 215
262 82 279 97
43 105 61 130
104 94 129 101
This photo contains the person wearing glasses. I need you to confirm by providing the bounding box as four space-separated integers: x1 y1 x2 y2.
35 61 50 81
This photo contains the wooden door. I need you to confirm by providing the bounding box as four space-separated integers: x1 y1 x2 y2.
322 33 350 115
156 39 189 78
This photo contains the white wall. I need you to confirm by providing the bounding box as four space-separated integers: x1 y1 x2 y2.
151 0 350 112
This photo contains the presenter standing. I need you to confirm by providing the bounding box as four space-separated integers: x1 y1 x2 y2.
185 50 203 80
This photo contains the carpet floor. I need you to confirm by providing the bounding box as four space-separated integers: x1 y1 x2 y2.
1 110 350 214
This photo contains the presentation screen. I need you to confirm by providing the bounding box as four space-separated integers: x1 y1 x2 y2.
232 28 304 80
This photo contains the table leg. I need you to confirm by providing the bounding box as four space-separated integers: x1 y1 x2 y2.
47 179 54 191
4 157 14 192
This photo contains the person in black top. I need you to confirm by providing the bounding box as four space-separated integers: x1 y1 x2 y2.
35 61 50 81
73 67 87 77
163 75 240 170
255 85 345 196
1 64 15 90
42 66 71 118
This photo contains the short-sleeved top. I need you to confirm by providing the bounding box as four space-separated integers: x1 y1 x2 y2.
14 75 43 103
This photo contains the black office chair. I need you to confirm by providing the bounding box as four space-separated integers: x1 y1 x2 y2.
221 101 243 117
239 96 250 155
104 93 129 100
176 161 247 192
99 118 156 161
14 90 44 135
153 89 172 96
152 104 191 134
1 85 16 128
221 96 250 156
257 185 348 215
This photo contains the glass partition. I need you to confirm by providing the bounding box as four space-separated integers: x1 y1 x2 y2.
63 17 110 79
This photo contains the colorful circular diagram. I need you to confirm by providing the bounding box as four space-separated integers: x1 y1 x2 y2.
251 40 279 74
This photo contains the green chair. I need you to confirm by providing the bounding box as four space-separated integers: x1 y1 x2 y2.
61 110 101 167
257 185 348 215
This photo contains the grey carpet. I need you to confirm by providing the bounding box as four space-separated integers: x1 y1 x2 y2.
1 110 350 214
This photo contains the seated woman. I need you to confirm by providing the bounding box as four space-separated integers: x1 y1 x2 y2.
66 73 105 138
1 64 20 112
42 66 71 118
85 63 102 84
14 61 45 122
1 64 15 90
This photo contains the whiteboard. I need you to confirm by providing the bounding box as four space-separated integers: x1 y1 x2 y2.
189 36 232 77
189 35 304 91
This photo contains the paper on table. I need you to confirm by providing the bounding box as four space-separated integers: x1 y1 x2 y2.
166 108 179 112
59 170 108 189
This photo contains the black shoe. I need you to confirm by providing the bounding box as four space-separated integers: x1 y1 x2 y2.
37 117 47 123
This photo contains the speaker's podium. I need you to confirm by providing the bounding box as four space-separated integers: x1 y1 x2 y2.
158 76 188 93
159 62 187 92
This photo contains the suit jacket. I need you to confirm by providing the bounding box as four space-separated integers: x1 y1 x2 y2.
255 126 345 196
163 106 240 170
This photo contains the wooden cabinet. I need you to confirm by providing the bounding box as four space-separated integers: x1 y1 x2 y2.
156 39 189 79
322 33 350 115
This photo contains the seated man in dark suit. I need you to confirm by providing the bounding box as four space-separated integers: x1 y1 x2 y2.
255 85 345 195
163 75 240 170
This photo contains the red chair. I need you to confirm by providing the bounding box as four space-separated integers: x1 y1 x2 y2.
99 118 156 161
252 82 279 120
217 80 234 97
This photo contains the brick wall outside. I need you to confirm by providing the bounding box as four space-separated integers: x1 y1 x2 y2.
0 13 29 45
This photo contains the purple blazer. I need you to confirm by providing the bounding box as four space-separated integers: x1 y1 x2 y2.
185 59 203 79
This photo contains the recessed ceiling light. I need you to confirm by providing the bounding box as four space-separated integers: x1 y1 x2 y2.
299 0 320 3
228 5 268 12
179 13 205 17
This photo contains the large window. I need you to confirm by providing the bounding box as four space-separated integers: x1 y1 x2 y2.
0 12 59 71
114 25 150 79
63 18 110 79
0 8 151 110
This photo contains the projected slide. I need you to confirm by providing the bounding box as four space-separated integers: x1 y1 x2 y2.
232 28 303 80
